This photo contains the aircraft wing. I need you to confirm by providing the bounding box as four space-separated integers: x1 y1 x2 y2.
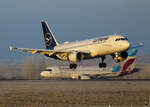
9 46 90 56
129 42 144 49
9 46 56 56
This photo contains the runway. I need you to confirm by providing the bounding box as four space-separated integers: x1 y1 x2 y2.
0 80 150 107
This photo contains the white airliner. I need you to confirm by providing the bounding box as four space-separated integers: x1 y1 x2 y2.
10 21 141 69
40 49 138 80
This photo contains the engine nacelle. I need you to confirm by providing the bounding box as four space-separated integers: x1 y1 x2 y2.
72 74 90 80
113 51 128 62
68 52 83 62
79 74 91 80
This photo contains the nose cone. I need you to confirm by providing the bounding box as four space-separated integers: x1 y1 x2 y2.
123 41 131 50
40 71 51 77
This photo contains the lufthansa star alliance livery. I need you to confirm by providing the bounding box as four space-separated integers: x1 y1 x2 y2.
9 21 142 69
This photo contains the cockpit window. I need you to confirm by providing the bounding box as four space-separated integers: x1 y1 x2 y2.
115 37 128 41
45 69 52 71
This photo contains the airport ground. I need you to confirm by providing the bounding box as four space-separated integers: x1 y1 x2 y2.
0 56 150 106
0 80 150 107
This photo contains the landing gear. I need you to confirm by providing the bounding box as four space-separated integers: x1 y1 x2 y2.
99 56 107 68
116 59 121 63
69 63 77 69
99 63 106 68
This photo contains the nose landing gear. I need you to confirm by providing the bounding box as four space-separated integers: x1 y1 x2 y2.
99 63 106 68
99 56 107 68
69 63 77 69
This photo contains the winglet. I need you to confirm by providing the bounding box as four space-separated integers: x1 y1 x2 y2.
9 46 17 51
130 42 144 49
139 42 144 46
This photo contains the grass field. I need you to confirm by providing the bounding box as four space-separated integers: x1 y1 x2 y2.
0 80 150 107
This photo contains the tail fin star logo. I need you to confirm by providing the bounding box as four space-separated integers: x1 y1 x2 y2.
45 33 52 46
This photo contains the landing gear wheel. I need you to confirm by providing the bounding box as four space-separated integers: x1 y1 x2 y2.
116 59 121 63
99 63 103 68
99 63 106 68
103 63 106 68
69 63 77 69
99 56 106 68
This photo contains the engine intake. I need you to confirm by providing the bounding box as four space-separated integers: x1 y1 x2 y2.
113 51 128 62
68 52 83 62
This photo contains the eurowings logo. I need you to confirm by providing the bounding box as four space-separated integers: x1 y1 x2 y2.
120 58 136 75
122 58 135 72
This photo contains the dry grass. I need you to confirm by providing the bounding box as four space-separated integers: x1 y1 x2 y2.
0 80 149 107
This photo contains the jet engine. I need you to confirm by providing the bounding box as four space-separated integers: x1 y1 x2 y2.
68 52 84 62
112 51 128 62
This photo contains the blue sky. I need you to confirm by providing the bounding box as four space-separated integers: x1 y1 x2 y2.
0 0 150 60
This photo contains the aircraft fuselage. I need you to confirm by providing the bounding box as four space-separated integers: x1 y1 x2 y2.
52 35 130 61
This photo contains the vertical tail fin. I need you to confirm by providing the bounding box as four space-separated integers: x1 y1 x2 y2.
112 49 138 75
41 21 59 50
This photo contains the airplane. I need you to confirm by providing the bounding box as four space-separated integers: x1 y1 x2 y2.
40 48 139 80
9 21 142 69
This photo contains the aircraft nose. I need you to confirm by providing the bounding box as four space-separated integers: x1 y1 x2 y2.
40 71 50 77
123 41 131 50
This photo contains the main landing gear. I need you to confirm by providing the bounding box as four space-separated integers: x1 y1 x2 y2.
69 56 107 69
69 63 77 69
99 56 107 68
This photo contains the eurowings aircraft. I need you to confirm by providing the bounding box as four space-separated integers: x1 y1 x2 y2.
40 49 138 80
10 21 142 69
